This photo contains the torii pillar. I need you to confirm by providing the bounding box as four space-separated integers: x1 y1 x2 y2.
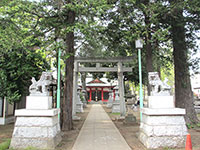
118 62 126 117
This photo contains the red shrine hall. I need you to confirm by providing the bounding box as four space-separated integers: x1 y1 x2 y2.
85 78 116 102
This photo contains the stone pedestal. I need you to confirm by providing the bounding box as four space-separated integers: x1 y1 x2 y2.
76 87 84 113
10 96 62 150
112 100 120 113
124 114 136 124
106 91 113 108
112 86 121 113
124 99 136 124
76 102 84 113
82 90 87 108
139 96 187 149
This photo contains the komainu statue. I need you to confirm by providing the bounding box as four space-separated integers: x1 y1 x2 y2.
148 72 171 96
29 72 53 96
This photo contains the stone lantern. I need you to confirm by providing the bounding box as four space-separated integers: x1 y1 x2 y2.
112 85 120 113
106 89 113 108
82 89 87 108
76 86 84 113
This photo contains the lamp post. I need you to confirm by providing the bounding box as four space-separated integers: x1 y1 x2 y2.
135 39 143 121
56 39 61 120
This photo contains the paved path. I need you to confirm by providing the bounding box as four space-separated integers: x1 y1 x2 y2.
72 104 131 150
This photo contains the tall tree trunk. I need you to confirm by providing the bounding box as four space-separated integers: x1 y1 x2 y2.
144 5 154 96
62 1 75 130
170 0 199 124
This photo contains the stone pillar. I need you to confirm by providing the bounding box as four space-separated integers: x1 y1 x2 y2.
106 89 113 108
118 62 126 116
72 61 80 120
76 86 84 113
112 86 120 113
82 90 87 108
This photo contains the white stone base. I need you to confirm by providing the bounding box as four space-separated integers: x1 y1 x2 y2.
139 108 187 149
26 96 52 110
112 100 120 113
76 103 84 113
139 132 186 149
10 134 61 150
10 109 61 150
15 109 60 117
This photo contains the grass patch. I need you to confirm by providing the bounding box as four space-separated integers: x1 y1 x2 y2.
187 123 200 129
163 148 174 150
111 112 120 115
0 139 10 150
24 147 38 150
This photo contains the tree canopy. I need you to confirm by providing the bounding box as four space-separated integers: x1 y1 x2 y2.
0 0 50 103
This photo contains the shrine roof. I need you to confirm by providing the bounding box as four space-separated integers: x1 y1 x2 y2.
87 78 106 84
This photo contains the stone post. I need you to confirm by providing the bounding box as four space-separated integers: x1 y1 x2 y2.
106 89 113 108
76 86 84 113
118 62 126 116
82 90 87 108
112 86 120 113
72 61 80 120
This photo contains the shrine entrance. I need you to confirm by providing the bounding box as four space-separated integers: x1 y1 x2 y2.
86 78 115 102
73 56 134 116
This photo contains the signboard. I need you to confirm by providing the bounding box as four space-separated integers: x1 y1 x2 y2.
0 97 3 117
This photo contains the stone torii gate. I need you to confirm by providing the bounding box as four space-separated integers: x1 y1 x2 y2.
73 57 133 118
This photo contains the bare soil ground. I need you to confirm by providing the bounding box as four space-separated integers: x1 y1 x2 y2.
0 123 13 144
0 104 200 150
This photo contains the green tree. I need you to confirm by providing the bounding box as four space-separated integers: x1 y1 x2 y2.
0 0 50 103
168 0 199 123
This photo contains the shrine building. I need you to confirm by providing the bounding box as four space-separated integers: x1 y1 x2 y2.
83 77 117 102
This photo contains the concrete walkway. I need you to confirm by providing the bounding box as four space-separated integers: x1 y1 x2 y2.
72 104 131 150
